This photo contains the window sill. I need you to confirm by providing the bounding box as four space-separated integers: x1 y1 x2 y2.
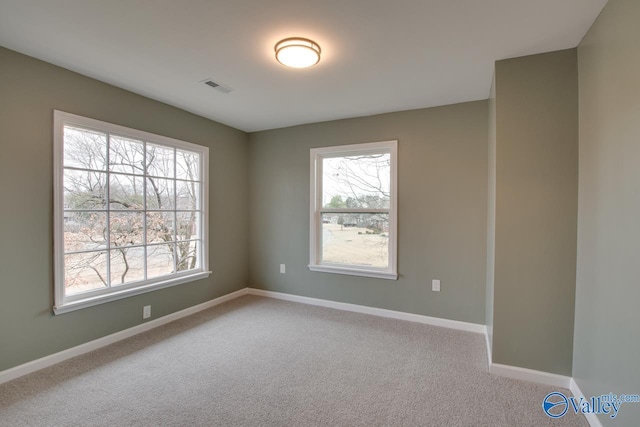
53 271 212 315
308 265 397 280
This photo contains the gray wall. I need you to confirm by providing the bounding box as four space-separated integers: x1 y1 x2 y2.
492 49 578 375
485 75 496 353
574 0 640 425
248 101 488 324
0 47 249 371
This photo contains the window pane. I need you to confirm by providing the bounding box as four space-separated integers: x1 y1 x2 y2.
110 247 145 286
322 154 390 209
109 174 144 210
64 169 107 210
64 126 107 170
147 212 175 244
176 181 199 210
109 136 144 175
176 149 199 181
110 212 144 247
321 213 389 268
64 212 107 252
146 143 174 178
56 113 209 311
146 178 175 210
176 240 198 272
147 243 175 278
65 251 108 295
176 212 199 241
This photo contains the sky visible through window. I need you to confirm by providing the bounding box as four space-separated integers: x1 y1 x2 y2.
322 153 391 209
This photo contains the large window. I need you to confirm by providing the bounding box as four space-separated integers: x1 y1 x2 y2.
309 140 397 279
53 111 209 314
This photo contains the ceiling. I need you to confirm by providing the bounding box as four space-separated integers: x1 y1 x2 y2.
0 0 607 132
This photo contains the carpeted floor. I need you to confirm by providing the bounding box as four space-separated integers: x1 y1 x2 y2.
0 295 586 426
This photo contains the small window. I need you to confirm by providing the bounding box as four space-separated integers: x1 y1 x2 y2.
309 140 398 279
53 111 210 314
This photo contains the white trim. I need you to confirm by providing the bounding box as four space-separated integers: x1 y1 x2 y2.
308 265 397 280
570 378 604 427
53 271 212 314
53 111 65 308
481 322 594 427
483 329 573 390
54 110 209 151
2 281 594 427
489 363 571 389
0 288 248 385
318 208 390 214
53 110 210 314
247 288 485 333
309 140 398 279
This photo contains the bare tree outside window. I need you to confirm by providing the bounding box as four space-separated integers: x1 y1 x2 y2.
323 154 391 209
62 126 202 295
319 152 392 268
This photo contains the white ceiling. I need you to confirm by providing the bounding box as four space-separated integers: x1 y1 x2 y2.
0 0 607 132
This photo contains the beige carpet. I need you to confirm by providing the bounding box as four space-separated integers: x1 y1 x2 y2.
0 295 586 426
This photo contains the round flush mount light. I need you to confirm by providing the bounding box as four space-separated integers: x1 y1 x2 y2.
274 37 321 68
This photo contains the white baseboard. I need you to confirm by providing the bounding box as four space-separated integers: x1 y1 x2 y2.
490 363 571 389
489 365 595 425
570 378 604 427
483 328 575 391
1 282 593 426
247 288 486 334
251 289 583 395
0 287 248 385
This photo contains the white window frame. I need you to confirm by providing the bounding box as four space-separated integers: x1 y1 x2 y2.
53 110 210 314
309 140 398 280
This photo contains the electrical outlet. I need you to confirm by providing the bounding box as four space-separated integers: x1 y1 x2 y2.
432 279 441 292
143 305 151 319
280 264 286 274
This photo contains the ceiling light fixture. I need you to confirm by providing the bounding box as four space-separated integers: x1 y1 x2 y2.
274 37 321 69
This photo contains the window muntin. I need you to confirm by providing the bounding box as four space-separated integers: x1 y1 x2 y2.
310 141 397 279
54 111 209 313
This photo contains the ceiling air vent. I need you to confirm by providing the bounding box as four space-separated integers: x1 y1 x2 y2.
202 78 233 94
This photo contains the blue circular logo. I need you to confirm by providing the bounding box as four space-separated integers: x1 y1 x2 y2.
543 392 569 418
